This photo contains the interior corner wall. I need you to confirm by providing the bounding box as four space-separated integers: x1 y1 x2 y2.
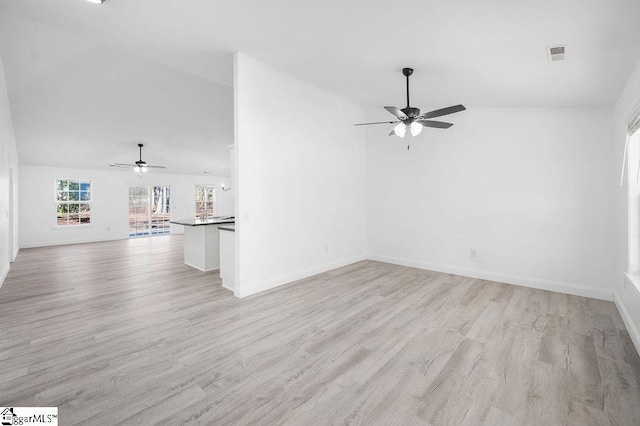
367 107 614 300
18 165 232 248
0 50 18 287
612 58 640 353
234 52 367 298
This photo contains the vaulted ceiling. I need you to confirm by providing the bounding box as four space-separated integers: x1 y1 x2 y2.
0 10 234 175
1 0 640 173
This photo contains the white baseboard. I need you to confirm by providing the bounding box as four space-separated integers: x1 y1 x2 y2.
185 262 219 273
0 262 9 289
12 245 19 262
613 291 640 357
367 254 613 301
20 236 127 249
234 254 367 298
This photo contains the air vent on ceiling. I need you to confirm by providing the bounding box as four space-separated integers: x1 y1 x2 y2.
547 45 566 62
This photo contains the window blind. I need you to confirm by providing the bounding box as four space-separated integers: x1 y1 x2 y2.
621 106 640 186
629 108 640 136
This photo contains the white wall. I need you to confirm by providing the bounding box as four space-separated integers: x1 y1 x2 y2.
0 50 19 286
234 53 367 297
612 58 640 353
367 107 614 300
19 165 233 248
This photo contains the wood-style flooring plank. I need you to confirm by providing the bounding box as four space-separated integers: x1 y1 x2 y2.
0 235 639 425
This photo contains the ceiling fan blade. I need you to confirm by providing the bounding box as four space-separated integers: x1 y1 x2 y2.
416 120 454 129
110 163 136 168
384 106 408 120
354 120 399 126
421 104 466 119
146 165 167 169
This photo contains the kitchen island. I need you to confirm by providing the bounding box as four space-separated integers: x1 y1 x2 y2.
169 217 234 271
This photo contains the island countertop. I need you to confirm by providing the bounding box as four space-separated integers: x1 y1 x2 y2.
170 217 235 226
219 225 235 232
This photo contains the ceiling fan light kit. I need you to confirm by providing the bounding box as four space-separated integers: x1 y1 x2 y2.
393 122 407 138
410 121 423 137
354 68 466 148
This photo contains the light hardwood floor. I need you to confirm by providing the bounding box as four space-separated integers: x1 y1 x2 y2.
1 236 639 425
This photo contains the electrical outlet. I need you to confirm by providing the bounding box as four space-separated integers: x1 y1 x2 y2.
469 249 478 259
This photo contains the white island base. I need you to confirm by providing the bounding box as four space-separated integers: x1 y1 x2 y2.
170 217 235 272
219 225 235 291
183 225 222 271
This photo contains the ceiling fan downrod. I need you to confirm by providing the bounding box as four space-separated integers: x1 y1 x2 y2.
403 67 413 108
400 68 421 118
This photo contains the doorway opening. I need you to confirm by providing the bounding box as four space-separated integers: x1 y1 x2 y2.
128 186 171 237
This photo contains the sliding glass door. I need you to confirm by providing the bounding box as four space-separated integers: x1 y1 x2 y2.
128 186 171 237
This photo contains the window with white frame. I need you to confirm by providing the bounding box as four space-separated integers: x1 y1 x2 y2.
629 130 640 277
624 106 640 280
56 180 91 226
195 185 215 218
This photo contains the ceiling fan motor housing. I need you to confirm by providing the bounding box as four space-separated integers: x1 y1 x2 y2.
401 107 421 119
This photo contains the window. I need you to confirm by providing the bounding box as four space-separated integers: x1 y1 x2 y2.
625 106 640 282
128 186 171 237
195 185 215 218
629 130 640 277
56 180 91 226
